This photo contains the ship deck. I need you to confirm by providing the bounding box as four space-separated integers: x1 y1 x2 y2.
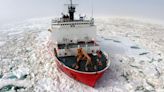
57 52 107 72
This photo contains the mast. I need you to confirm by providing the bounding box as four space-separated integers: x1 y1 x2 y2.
70 0 73 6
68 0 76 21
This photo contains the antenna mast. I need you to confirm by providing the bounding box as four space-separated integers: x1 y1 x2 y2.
68 0 76 21
70 0 73 6
91 0 94 18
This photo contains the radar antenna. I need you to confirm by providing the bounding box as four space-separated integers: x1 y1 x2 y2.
64 0 78 21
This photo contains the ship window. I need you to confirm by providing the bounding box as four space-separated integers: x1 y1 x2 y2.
70 24 75 27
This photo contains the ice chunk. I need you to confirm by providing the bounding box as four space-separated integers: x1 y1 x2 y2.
0 41 6 47
12 67 29 80
0 79 31 90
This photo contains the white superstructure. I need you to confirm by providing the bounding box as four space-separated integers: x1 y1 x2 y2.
49 0 100 57
51 19 96 44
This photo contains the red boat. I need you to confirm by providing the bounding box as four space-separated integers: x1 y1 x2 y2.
54 47 110 87
48 0 110 87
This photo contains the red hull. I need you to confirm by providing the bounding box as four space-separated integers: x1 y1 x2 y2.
47 45 110 87
55 58 107 87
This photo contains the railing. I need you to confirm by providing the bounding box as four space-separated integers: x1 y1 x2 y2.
103 51 111 67
51 18 94 26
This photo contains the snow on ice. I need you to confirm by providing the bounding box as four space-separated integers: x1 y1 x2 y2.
0 17 164 92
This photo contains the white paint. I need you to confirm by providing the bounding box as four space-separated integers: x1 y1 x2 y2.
51 20 96 44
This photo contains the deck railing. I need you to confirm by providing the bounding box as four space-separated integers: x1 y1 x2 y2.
51 18 94 26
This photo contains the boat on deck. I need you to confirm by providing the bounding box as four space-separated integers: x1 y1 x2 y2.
48 0 110 87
